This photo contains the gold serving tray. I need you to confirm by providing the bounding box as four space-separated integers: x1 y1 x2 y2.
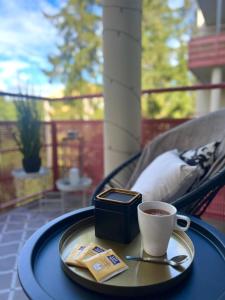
59 216 194 297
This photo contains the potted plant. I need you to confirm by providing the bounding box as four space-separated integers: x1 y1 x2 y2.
13 98 42 173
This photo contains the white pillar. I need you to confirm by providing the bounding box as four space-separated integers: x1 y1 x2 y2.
196 89 210 116
103 0 142 176
210 67 222 112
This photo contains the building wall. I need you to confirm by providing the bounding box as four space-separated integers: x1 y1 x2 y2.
192 7 225 116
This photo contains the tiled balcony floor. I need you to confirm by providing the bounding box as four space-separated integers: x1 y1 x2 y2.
0 192 90 300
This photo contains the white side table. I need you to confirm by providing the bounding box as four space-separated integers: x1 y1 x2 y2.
56 176 92 210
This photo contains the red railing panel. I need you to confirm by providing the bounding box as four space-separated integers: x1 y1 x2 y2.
0 118 224 219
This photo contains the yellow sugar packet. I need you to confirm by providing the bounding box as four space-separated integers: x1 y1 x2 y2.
83 249 128 283
65 243 87 267
77 243 106 267
65 243 106 268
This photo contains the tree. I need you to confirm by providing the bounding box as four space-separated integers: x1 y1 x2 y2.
49 83 103 120
0 97 17 121
142 0 195 118
44 0 102 119
44 0 195 118
44 0 102 95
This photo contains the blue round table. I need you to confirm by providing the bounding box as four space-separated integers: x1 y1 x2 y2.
18 207 225 300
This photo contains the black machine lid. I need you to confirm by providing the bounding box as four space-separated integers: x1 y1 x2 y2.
96 188 141 205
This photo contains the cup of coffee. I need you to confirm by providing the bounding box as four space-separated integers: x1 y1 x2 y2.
138 201 190 257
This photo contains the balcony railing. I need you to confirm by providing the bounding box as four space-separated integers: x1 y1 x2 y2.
0 118 187 210
1 83 225 219
188 32 225 69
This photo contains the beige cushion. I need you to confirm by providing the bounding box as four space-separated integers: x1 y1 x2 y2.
131 149 200 203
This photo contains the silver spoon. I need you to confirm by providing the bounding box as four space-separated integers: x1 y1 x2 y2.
125 255 188 268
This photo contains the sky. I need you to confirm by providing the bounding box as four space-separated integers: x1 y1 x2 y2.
0 0 65 96
0 0 185 97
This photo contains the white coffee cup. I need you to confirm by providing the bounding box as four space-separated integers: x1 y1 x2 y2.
138 201 190 257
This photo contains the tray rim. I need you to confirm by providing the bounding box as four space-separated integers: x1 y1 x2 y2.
18 206 225 300
59 215 195 296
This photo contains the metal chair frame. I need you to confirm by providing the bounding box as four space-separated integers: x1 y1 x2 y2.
91 151 225 217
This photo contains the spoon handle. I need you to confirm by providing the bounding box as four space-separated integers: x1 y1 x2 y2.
142 257 169 264
126 256 169 265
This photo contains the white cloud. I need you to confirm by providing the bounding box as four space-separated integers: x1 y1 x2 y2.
0 60 30 90
0 60 29 76
0 0 64 95
168 0 184 9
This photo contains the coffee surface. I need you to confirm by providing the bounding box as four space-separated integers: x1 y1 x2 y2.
143 208 170 216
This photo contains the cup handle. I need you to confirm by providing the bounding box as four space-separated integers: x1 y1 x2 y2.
174 214 191 231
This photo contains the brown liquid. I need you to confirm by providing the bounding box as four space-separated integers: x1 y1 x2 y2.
143 208 170 216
